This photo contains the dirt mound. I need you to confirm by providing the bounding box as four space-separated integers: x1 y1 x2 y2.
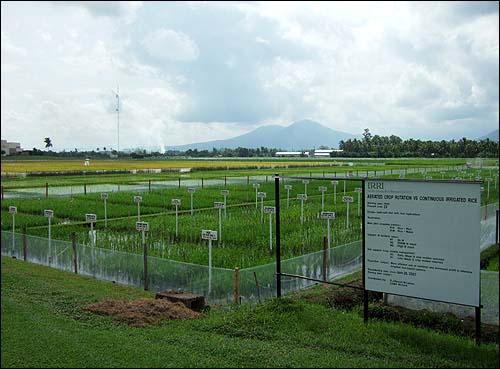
87 298 200 327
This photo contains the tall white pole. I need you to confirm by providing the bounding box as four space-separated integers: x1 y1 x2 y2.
90 221 95 276
334 184 337 204
357 191 361 216
346 202 350 229
301 199 304 225
191 193 194 215
116 84 120 153
175 205 179 238
224 194 227 219
48 217 51 265
137 202 140 221
261 197 264 223
487 180 490 199
208 238 212 295
343 180 346 195
269 212 273 253
305 182 308 196
219 208 222 245
12 213 15 255
287 188 290 208
322 192 325 212
327 218 331 249
255 187 258 210
104 198 107 227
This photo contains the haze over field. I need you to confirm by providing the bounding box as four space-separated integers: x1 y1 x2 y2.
1 1 498 151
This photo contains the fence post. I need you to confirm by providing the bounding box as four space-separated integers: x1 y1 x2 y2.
149 179 151 192
178 177 181 189
253 271 261 303
234 267 240 304
72 232 77 274
1 185 4 200
45 182 49 198
84 183 87 195
247 175 249 185
322 235 327 281
202 177 204 189
22 226 27 261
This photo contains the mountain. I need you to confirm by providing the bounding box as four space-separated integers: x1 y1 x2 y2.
477 129 499 142
169 120 356 151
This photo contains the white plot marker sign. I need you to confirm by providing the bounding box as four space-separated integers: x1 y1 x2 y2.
297 193 307 224
321 211 335 249
284 184 292 208
136 221 150 290
214 202 225 244
319 186 327 211
9 206 17 255
331 180 338 204
264 206 276 253
342 196 353 229
172 199 181 238
201 230 217 295
134 195 142 221
485 178 492 199
364 180 480 306
44 209 53 265
187 187 196 215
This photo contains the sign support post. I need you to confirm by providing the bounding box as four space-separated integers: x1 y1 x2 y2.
9 206 17 256
331 180 338 205
44 210 53 265
343 196 353 229
319 187 327 212
285 185 292 208
101 193 108 227
172 199 181 239
264 206 276 254
297 194 307 224
134 195 142 221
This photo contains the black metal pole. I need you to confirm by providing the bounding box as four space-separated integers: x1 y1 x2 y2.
362 179 368 322
275 174 281 298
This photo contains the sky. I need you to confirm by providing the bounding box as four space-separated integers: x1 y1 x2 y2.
1 1 498 152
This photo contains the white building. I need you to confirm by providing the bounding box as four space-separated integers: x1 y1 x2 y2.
1 140 22 156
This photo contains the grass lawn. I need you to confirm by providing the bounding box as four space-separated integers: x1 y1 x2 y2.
1 256 498 368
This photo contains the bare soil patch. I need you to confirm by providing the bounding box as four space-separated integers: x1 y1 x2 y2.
87 298 200 327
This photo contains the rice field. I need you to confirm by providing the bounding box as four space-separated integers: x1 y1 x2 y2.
2 163 498 269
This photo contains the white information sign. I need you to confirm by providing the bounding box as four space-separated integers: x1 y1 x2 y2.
319 186 327 192
221 190 229 196
187 187 196 193
201 230 217 240
134 195 142 203
331 180 339 185
263 206 276 214
321 211 336 219
101 193 108 200
257 192 267 198
302 180 309 184
214 202 225 209
355 188 362 193
342 196 353 203
364 180 480 306
85 213 97 222
297 194 307 200
136 221 149 231
171 199 181 206
9 206 17 214
44 209 53 218
284 185 292 190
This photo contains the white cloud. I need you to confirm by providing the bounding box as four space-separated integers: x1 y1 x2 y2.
143 29 199 62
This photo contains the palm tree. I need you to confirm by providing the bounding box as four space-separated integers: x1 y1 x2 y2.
44 137 53 150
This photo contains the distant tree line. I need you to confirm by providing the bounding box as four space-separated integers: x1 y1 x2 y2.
333 129 498 158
